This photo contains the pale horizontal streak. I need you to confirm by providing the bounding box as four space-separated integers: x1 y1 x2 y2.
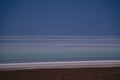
0 36 120 40
0 60 120 70
0 43 120 47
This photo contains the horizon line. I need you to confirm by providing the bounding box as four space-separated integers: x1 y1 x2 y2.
0 36 120 40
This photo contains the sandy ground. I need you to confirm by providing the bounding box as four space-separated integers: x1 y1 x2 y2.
0 67 120 80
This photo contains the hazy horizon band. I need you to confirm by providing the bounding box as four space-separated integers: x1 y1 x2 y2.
0 36 120 69
0 36 120 40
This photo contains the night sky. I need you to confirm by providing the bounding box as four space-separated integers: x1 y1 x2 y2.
0 0 120 36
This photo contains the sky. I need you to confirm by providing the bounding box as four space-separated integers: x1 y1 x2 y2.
0 0 120 36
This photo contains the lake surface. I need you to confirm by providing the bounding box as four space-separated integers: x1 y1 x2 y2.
0 36 120 63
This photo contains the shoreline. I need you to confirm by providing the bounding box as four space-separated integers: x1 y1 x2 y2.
0 60 120 71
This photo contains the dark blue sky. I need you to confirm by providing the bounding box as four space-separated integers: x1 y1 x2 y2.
0 0 120 36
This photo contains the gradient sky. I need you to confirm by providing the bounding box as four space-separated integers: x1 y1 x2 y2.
0 0 120 36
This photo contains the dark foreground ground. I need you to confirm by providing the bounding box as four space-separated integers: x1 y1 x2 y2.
0 67 120 80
